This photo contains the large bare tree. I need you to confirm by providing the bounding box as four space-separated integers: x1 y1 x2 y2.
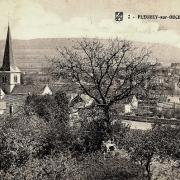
51 39 157 135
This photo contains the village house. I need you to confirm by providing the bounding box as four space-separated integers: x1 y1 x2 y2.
69 93 94 126
113 95 138 114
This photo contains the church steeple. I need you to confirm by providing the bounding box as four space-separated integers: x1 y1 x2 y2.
1 24 15 71
0 24 21 94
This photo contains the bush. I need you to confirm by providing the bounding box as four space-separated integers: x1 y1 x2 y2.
0 152 143 180
70 152 143 180
0 114 49 171
25 91 73 153
0 153 76 180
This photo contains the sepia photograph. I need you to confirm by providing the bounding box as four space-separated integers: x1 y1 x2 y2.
0 0 179 179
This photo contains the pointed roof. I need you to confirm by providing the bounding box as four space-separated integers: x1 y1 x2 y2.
0 24 20 72
70 94 84 107
69 93 94 108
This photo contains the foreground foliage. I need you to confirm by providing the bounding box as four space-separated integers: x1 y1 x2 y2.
0 91 179 179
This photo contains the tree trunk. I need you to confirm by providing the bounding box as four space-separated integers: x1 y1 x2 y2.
145 161 151 180
102 105 112 140
103 106 110 123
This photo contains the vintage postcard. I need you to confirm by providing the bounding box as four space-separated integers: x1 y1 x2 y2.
0 0 179 179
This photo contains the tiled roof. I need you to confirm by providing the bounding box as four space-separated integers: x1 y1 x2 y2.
69 93 94 108
49 83 80 94
11 84 48 95
10 83 80 96
118 95 137 104
70 94 84 107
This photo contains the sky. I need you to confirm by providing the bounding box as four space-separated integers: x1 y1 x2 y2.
0 0 180 48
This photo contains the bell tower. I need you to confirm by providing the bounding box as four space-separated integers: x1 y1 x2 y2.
0 24 21 94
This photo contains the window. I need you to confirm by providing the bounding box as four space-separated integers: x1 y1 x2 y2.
2 76 7 83
14 75 18 83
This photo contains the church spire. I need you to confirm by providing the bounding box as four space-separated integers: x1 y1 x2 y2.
1 24 15 71
0 23 21 94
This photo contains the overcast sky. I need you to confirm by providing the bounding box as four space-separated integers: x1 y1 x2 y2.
0 0 180 48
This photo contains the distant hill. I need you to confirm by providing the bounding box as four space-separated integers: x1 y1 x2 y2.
0 38 80 49
0 38 179 72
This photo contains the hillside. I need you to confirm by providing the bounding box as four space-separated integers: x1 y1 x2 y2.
0 38 179 72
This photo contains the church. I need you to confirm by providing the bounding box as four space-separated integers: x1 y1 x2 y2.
0 25 54 115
